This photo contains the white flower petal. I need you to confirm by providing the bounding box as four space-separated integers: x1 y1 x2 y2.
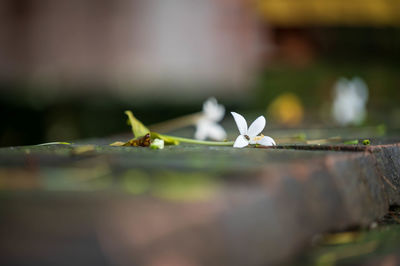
203 97 216 115
247 116 266 137
352 77 368 102
195 119 227 141
206 123 227 141
231 112 248 135
203 97 225 122
257 136 276 146
233 135 249 148
249 138 256 145
335 78 349 97
214 105 225 122
194 120 209 140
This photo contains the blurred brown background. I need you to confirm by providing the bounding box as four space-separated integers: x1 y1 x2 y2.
1 0 400 146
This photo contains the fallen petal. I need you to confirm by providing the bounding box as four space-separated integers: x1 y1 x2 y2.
257 136 276 146
247 116 266 137
194 119 209 140
206 123 227 141
233 135 249 148
109 141 126 146
204 99 225 122
231 112 248 135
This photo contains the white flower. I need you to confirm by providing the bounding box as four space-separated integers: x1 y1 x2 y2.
332 77 369 126
231 112 276 148
195 97 227 141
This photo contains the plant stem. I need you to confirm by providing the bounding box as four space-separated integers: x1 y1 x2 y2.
161 134 234 146
36 142 71 146
149 112 202 133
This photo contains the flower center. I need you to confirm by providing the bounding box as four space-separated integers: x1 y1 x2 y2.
244 135 250 140
253 134 264 142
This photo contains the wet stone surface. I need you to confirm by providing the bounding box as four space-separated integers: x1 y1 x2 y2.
0 132 399 266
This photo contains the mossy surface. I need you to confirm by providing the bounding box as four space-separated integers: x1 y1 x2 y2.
295 207 400 266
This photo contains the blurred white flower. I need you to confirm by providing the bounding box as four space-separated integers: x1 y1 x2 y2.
194 97 227 141
231 112 276 148
332 77 369 126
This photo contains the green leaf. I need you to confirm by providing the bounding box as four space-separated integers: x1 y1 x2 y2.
116 111 179 147
125 110 150 138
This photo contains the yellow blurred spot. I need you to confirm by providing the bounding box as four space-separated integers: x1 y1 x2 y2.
152 171 218 202
71 145 95 155
121 170 150 195
315 252 336 266
315 241 377 266
268 93 304 126
321 232 362 245
256 0 400 27
120 170 219 201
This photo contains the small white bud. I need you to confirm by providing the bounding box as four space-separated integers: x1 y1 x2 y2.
150 138 164 149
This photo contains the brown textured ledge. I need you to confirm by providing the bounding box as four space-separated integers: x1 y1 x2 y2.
0 140 399 265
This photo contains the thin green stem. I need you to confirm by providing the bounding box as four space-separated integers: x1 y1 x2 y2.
36 142 71 146
160 134 234 146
